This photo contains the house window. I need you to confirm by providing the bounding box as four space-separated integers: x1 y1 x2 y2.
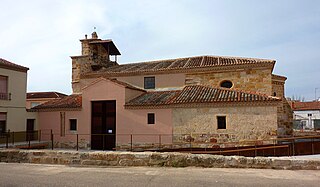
217 116 226 129
144 77 155 89
0 76 8 100
0 113 7 133
220 80 233 88
293 120 303 130
70 119 77 131
147 113 155 124
314 119 320 130
31 102 41 108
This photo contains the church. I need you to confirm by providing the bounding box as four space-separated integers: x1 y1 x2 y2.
31 32 293 150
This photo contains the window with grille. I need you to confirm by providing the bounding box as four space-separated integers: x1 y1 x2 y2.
144 77 155 89
70 119 77 131
147 113 155 124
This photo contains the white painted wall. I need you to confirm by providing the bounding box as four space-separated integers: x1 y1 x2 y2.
0 67 28 132
293 110 320 129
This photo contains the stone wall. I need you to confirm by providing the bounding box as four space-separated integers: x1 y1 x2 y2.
185 68 272 95
1 149 319 170
272 81 284 98
71 56 90 94
172 105 278 147
272 79 293 137
277 100 293 136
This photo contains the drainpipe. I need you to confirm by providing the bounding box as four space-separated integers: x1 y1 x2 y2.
308 113 313 129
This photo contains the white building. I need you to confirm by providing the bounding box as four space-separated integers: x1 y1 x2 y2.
292 101 320 130
0 58 29 133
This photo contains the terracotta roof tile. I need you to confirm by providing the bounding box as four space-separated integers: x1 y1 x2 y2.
89 55 275 76
32 94 82 110
126 85 280 107
27 92 67 99
125 91 179 106
292 101 320 111
0 58 29 72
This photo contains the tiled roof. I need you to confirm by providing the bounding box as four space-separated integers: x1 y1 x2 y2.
126 91 179 106
27 92 67 99
125 85 280 107
32 94 82 110
291 101 320 111
89 40 121 55
91 55 275 76
0 58 29 72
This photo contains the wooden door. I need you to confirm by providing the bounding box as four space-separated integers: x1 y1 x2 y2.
26 119 35 141
91 101 116 150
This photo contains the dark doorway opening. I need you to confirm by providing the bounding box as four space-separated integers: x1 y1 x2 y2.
26 119 35 141
91 101 116 150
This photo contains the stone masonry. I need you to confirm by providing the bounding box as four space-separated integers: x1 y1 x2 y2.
1 149 319 170
185 68 272 95
172 105 278 147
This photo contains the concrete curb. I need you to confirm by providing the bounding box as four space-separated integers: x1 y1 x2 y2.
1 149 320 170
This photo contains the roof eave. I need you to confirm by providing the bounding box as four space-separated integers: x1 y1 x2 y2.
30 107 82 112
125 100 280 109
0 64 29 72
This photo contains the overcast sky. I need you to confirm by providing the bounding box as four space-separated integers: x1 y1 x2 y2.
1 0 320 100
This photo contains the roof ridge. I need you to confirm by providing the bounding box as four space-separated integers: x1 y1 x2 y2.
88 54 276 76
118 55 275 66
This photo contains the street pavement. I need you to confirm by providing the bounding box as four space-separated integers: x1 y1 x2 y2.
0 163 319 187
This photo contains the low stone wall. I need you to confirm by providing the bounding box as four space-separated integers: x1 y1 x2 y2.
52 140 90 150
0 149 319 170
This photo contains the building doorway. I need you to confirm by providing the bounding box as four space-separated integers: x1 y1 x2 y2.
91 101 116 150
26 119 35 141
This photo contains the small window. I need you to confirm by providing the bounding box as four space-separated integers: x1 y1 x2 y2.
217 116 226 129
144 77 155 89
147 113 155 124
273 92 277 96
308 114 312 117
220 80 233 88
70 119 77 131
31 102 41 108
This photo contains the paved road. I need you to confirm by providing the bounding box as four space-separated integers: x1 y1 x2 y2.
0 163 319 187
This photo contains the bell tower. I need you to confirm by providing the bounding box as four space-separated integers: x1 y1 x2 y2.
71 31 121 94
